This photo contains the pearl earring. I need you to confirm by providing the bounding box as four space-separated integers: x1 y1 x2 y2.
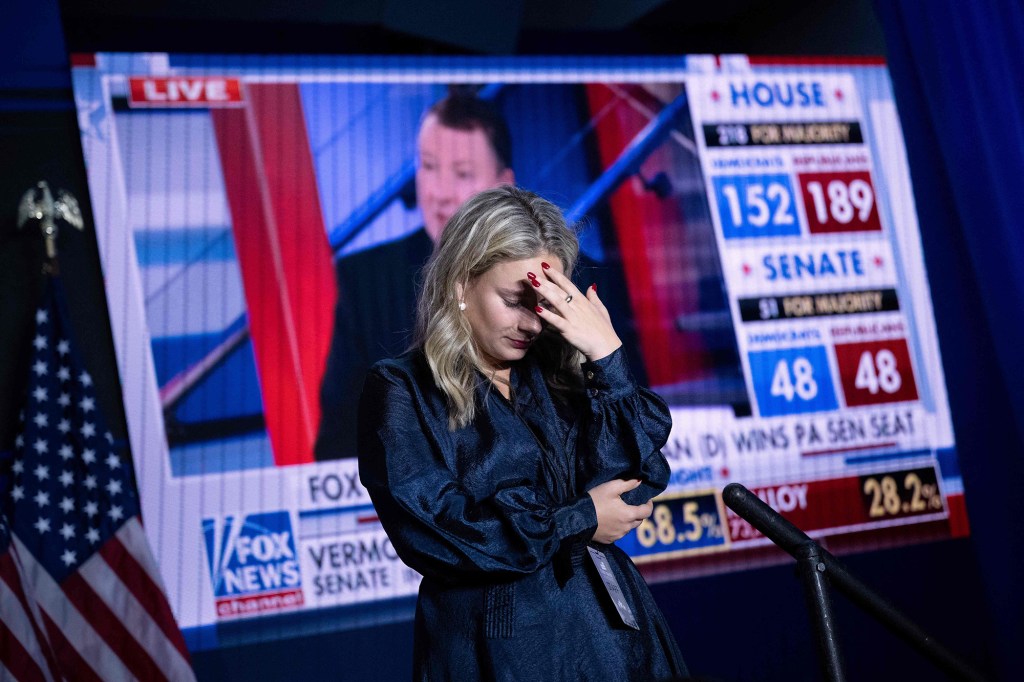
458 301 466 311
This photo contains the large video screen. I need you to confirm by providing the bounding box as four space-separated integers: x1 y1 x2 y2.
71 53 966 650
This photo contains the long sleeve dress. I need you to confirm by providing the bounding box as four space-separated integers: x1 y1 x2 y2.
357 346 688 681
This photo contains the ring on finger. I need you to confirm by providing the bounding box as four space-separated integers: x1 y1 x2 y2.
564 294 573 303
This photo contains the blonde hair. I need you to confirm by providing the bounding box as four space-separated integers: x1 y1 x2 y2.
416 186 581 429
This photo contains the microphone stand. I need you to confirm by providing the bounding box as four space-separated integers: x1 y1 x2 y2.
722 483 989 682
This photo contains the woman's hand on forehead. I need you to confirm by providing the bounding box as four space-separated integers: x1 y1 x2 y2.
527 263 622 362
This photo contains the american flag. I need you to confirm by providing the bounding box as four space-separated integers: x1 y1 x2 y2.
0 277 195 681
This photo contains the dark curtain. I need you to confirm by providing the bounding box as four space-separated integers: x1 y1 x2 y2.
874 1 1024 678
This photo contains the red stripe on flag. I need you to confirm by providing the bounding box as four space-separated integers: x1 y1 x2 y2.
0 617 49 682
0 551 61 680
99 535 192 662
38 608 104 682
60 571 167 681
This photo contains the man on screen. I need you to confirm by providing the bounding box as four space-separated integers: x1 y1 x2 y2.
315 92 515 460
416 95 516 243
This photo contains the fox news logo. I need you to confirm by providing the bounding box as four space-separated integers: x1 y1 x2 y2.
202 511 304 619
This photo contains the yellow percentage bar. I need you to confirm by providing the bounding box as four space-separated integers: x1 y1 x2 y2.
862 470 943 518
636 501 705 549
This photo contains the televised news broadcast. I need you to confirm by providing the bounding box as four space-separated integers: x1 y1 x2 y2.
69 53 964 650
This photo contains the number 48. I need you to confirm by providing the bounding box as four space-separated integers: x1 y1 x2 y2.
771 357 819 402
855 349 902 394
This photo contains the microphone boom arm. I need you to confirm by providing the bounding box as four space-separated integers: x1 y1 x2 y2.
722 483 988 682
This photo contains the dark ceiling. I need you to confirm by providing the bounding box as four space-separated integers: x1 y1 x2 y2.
57 0 886 57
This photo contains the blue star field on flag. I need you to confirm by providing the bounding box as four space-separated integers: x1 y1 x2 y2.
2 280 141 584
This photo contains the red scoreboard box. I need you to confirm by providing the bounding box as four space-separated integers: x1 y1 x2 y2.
834 338 919 407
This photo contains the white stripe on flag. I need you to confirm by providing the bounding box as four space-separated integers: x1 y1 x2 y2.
0 574 56 682
116 519 171 595
78 549 194 681
6 537 60 681
12 535 134 681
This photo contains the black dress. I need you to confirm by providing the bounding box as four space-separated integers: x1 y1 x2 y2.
357 347 688 681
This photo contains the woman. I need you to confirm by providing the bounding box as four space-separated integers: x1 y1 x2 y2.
357 186 688 680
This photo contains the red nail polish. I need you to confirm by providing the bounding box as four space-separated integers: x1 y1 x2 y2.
541 262 551 270
535 305 544 313
527 272 537 280
591 283 597 292
531 279 541 287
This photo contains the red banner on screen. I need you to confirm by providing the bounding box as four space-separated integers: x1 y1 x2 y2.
726 467 945 545
128 77 244 108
